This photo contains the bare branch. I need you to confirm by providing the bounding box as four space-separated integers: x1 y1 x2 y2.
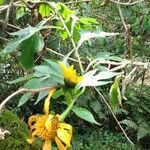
117 4 133 59
0 86 58 113
66 0 93 5
110 0 144 5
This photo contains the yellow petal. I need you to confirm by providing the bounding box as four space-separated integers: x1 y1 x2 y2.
43 140 52 150
77 76 83 83
55 137 67 150
45 114 54 131
57 128 72 147
59 123 72 132
27 137 35 144
44 88 56 115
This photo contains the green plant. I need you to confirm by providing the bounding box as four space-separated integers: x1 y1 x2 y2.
0 110 42 150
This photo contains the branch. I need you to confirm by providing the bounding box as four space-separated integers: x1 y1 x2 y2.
0 1 19 12
66 0 93 4
110 0 144 5
0 19 21 30
94 87 134 145
117 4 133 59
0 86 57 113
86 59 149 72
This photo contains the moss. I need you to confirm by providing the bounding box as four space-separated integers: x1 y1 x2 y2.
0 110 42 150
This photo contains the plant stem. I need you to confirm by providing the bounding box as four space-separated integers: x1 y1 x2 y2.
51 5 84 74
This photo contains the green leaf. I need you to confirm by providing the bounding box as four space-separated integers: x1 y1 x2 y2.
0 0 5 5
109 76 122 109
23 78 41 89
2 24 47 53
79 17 98 26
57 17 80 42
19 33 44 69
52 88 65 99
35 91 48 105
16 6 26 20
34 59 64 85
6 74 34 84
39 3 52 17
73 107 100 125
18 93 32 107
57 3 74 19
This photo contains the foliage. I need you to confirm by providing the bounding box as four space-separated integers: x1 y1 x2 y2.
72 129 132 150
0 110 42 150
124 85 150 142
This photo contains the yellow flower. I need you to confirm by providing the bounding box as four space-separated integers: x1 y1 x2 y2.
60 62 83 87
27 88 73 150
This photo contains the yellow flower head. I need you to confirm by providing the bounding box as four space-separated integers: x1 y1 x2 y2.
27 114 72 150
27 88 73 150
60 62 83 87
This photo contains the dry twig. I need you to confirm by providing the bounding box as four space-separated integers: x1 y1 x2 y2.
0 86 58 113
110 0 144 5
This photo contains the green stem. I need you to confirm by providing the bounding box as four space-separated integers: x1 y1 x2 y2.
59 87 85 121
59 99 76 122
52 5 84 74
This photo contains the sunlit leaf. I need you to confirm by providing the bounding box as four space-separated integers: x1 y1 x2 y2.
78 70 118 88
0 0 5 5
77 31 119 48
16 6 26 20
39 3 52 17
109 75 122 109
57 3 74 19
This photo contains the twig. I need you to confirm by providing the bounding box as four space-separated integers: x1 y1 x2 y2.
110 0 144 5
3 0 14 30
94 87 134 145
46 47 85 64
122 66 138 100
0 37 9 41
0 19 21 30
117 3 133 59
66 0 93 4
86 58 148 72
0 1 19 12
0 86 58 113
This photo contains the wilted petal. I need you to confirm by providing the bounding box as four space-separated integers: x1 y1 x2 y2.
43 140 51 150
55 137 67 150
57 128 72 146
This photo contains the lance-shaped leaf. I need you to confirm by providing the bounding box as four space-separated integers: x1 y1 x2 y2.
77 31 119 48
78 69 118 88
109 75 122 109
6 74 34 84
18 93 32 107
73 107 100 125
